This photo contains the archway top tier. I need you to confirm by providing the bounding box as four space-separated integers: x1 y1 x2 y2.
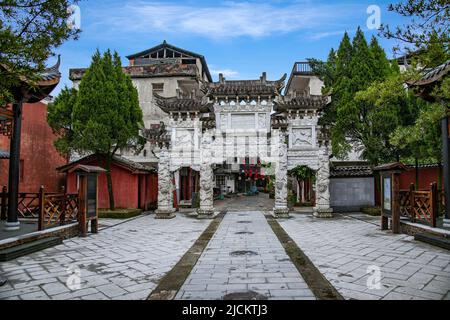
274 92 328 112
153 92 213 114
201 72 287 98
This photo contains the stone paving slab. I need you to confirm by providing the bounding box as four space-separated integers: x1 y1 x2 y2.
279 213 450 300
0 214 210 300
175 211 316 300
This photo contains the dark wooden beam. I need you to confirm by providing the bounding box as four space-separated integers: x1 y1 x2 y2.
442 115 450 219
5 100 23 230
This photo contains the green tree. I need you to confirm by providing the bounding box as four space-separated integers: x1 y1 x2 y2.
0 0 80 105
48 50 145 209
310 28 402 164
355 74 421 165
379 0 449 54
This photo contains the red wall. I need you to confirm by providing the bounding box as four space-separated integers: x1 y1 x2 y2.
399 167 443 190
66 158 157 209
0 101 67 192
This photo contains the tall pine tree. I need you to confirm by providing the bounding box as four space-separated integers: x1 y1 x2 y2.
48 50 145 209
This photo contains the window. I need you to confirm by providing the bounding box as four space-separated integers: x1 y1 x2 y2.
143 150 147 157
216 175 226 188
152 83 164 93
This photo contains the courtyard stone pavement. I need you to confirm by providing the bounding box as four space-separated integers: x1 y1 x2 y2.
176 211 315 300
0 214 210 300
279 213 450 300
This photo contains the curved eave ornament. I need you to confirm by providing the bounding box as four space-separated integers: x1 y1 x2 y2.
153 91 213 114
2 55 62 104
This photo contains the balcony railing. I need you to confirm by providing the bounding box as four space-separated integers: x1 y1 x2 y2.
292 62 313 75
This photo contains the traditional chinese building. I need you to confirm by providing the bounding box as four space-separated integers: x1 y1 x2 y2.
70 42 376 217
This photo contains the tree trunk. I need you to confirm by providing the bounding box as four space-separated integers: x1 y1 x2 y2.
105 155 115 210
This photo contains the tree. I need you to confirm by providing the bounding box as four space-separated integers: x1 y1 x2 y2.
355 74 422 165
309 28 404 164
48 50 145 209
379 0 449 55
0 0 80 105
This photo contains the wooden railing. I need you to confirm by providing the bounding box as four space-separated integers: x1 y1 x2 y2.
398 183 439 228
0 186 79 231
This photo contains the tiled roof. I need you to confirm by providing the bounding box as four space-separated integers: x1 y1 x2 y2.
0 149 9 159
58 154 155 174
407 60 450 86
275 93 328 111
330 162 373 177
153 92 213 113
142 122 170 146
202 73 286 97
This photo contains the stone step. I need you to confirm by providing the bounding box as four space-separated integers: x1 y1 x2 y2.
0 237 62 262
414 233 450 251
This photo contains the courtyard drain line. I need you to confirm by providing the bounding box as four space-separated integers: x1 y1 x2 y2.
229 250 258 257
235 231 254 235
147 211 227 300
222 290 268 300
264 214 344 300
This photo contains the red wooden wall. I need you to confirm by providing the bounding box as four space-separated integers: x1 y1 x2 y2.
65 158 157 210
0 101 68 192
399 166 443 190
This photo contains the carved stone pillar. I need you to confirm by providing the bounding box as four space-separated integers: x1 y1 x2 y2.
155 148 176 219
197 131 214 218
314 146 333 218
273 130 289 218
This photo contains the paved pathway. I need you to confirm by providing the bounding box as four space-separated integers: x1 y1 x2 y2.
0 214 210 300
214 193 274 212
176 211 315 300
279 213 450 300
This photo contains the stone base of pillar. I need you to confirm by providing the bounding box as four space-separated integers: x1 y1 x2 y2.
313 207 333 218
197 208 214 219
155 209 176 219
3 221 20 231
443 219 450 228
273 208 290 218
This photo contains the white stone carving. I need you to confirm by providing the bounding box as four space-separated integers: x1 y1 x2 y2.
198 130 214 218
258 113 266 129
274 130 289 218
292 128 312 147
155 148 175 219
314 146 333 218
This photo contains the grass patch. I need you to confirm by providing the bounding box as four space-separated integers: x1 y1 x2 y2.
360 206 381 216
98 208 142 219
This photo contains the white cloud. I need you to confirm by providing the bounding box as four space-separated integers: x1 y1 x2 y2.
210 69 239 78
308 30 351 40
89 1 361 40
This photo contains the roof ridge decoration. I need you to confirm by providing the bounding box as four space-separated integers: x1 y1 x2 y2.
200 72 287 97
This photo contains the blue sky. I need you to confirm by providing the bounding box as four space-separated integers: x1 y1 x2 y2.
52 0 410 94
